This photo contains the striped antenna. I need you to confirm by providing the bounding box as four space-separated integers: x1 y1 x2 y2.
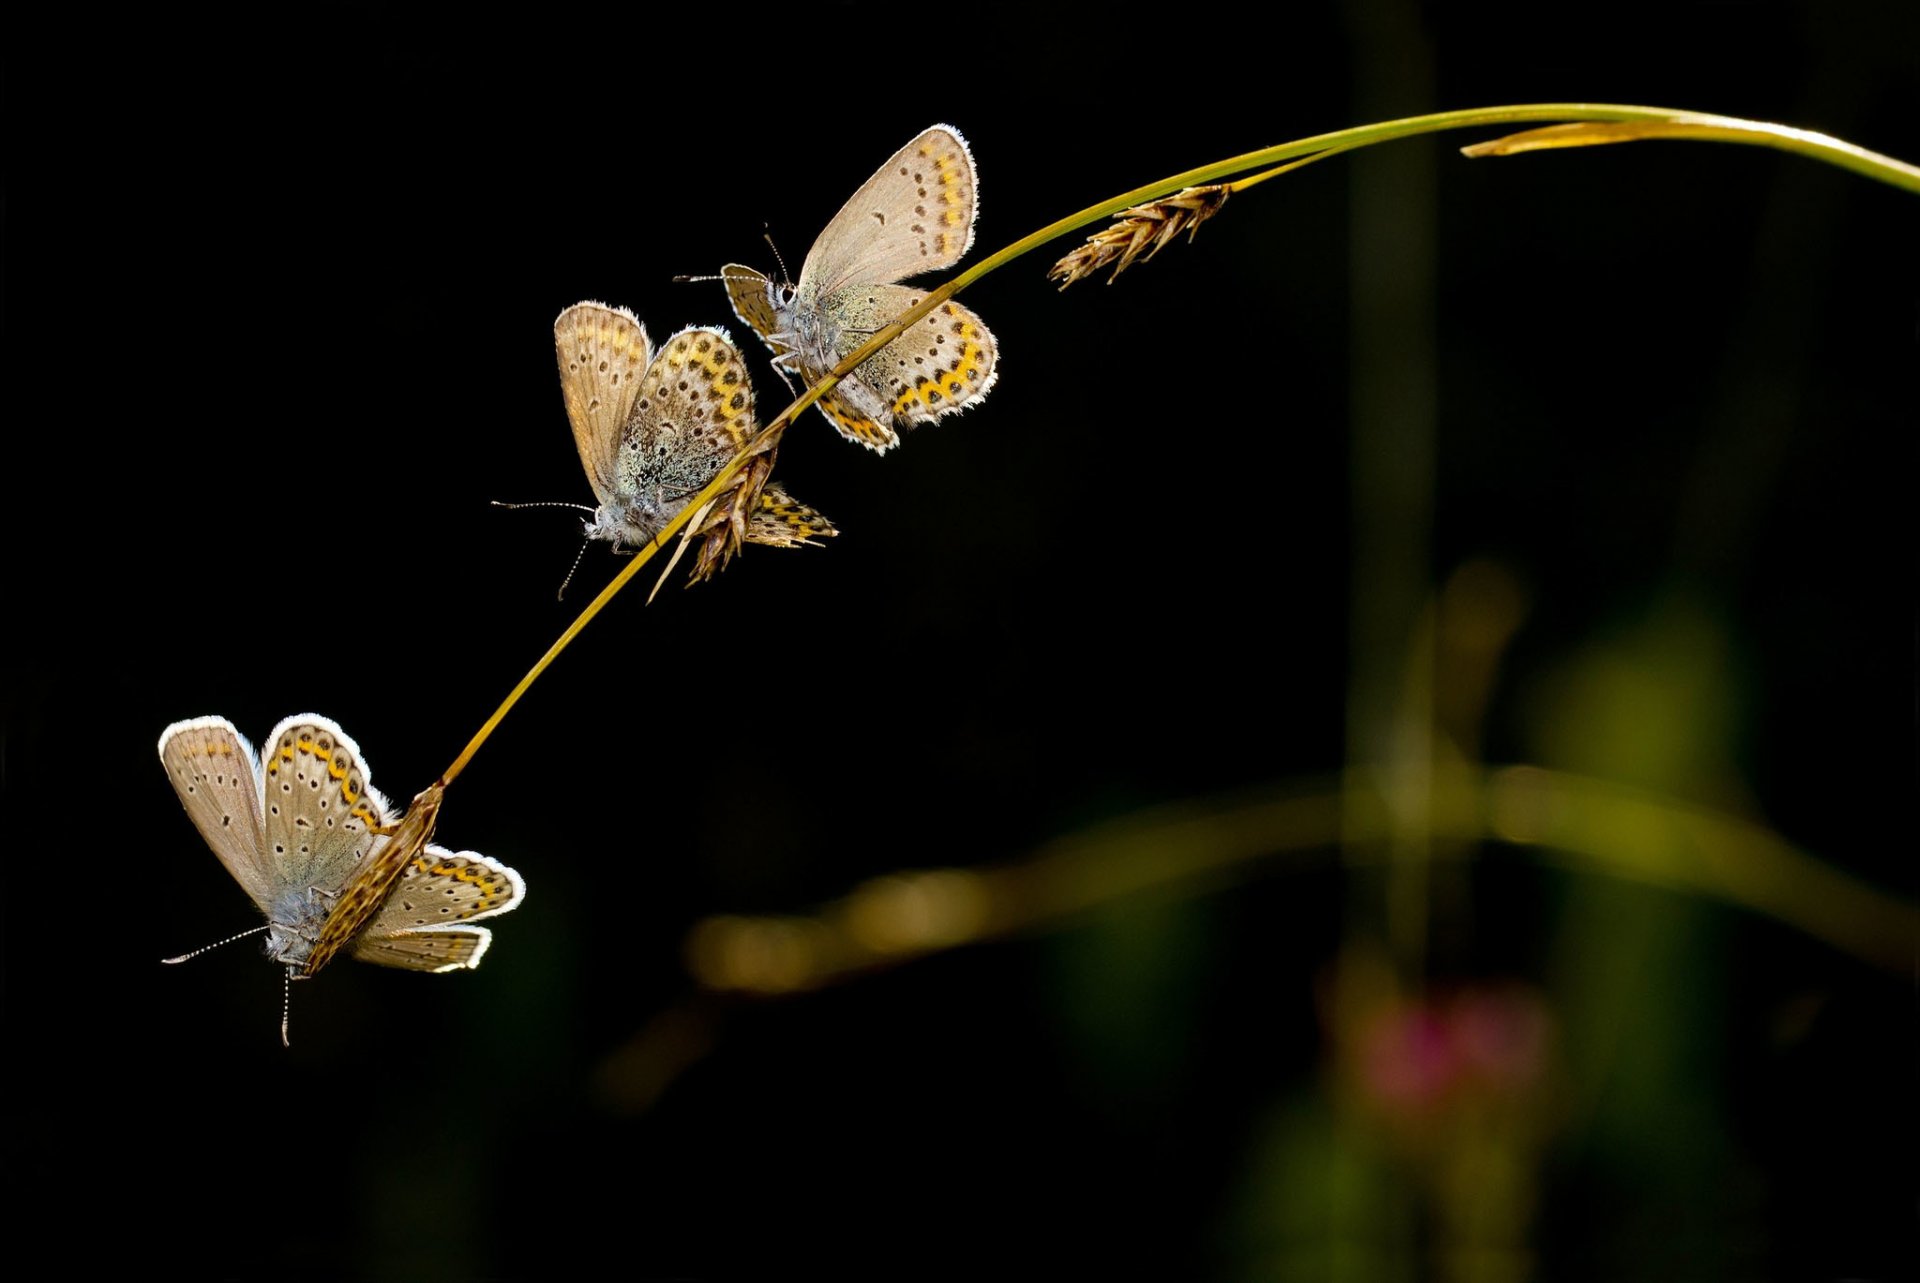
161 923 268 965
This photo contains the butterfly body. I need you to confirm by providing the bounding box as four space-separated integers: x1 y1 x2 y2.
555 303 833 554
723 124 999 454
262 884 332 971
159 714 523 981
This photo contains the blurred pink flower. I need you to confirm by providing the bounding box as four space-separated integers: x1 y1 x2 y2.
1349 983 1553 1115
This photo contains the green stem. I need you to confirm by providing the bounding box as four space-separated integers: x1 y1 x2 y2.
958 103 1918 294
441 515 698 784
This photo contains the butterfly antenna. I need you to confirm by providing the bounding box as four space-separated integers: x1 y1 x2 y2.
673 235 790 286
764 228 792 284
281 967 293 1047
556 536 591 602
491 500 595 514
492 502 597 602
161 923 269 965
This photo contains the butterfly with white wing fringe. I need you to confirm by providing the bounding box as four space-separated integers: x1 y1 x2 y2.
721 124 1000 454
158 714 523 1044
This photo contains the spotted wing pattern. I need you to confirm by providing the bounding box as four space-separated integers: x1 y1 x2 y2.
556 302 654 507
615 326 758 516
303 779 442 975
258 715 390 902
158 717 271 913
797 125 980 297
827 285 998 428
722 267 899 451
721 265 787 360
162 713 522 986
746 482 837 548
350 928 495 972
350 845 525 972
722 126 996 454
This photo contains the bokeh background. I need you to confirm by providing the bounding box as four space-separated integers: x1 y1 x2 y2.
4 3 1914 1279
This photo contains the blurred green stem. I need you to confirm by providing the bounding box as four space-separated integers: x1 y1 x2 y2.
687 766 1917 994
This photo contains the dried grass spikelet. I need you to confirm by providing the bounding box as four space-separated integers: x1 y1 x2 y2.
688 448 776 584
684 421 838 584
1048 183 1233 288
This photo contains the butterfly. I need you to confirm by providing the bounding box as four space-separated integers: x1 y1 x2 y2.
721 124 999 454
554 302 833 559
159 714 523 1042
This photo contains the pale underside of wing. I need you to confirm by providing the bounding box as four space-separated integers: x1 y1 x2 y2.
813 387 902 453
799 125 980 299
259 714 390 901
614 326 759 513
158 716 273 913
556 301 654 507
359 844 525 939
830 285 998 428
781 284 998 453
351 927 495 972
746 482 837 548
721 262 887 449
722 265 786 352
351 840 521 973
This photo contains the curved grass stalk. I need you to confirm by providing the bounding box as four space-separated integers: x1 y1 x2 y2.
439 103 1918 787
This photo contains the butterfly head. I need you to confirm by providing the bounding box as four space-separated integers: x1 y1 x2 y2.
585 495 675 553
264 923 314 968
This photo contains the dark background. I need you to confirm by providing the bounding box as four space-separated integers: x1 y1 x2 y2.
4 4 1914 1279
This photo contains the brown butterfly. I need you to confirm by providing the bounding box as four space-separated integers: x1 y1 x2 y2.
721 124 999 454
553 302 834 557
159 715 522 1043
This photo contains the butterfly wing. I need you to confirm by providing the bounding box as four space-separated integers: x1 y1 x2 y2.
725 261 900 451
258 715 391 905
352 844 525 972
158 716 272 913
745 482 837 548
350 927 497 972
789 128 990 452
616 325 758 520
814 387 902 452
555 302 654 507
797 125 981 299
722 265 787 353
829 285 998 429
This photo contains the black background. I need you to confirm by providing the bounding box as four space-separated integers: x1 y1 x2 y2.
4 4 1914 1279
